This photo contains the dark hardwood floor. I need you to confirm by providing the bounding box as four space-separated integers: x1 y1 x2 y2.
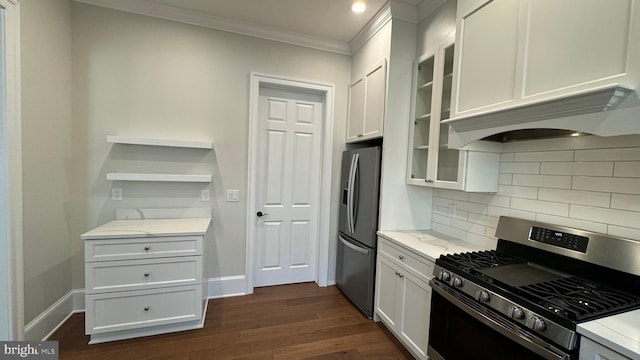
50 283 413 359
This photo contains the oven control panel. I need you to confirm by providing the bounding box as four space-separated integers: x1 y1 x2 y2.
529 226 589 253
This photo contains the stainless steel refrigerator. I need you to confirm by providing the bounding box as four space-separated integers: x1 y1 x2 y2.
336 146 381 318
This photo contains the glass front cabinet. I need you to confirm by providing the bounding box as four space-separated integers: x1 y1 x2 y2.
407 42 500 192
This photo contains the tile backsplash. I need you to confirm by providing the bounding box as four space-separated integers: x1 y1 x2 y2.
431 136 640 248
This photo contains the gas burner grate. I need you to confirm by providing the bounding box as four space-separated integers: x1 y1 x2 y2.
518 277 640 321
439 250 524 272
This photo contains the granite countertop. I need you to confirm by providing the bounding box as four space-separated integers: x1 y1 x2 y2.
577 309 640 359
377 230 490 262
81 218 211 240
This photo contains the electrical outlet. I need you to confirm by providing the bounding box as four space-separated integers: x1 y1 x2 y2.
201 189 210 201
226 190 239 202
112 188 122 201
448 203 456 217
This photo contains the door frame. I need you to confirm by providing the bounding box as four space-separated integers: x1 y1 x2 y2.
0 0 24 340
246 73 335 294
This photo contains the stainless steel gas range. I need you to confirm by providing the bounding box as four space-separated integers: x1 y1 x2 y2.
428 216 640 360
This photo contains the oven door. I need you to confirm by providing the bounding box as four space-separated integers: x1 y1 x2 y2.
428 280 575 360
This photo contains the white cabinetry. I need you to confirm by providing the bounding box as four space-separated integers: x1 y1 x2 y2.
449 0 636 123
82 219 209 344
375 237 434 360
407 40 499 192
580 337 631 360
346 59 387 142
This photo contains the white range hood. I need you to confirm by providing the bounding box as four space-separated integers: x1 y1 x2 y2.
444 84 638 148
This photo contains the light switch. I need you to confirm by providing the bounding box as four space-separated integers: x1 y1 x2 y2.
201 189 210 201
112 188 122 201
226 190 239 202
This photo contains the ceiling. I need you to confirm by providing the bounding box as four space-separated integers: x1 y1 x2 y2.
146 0 421 43
76 0 434 54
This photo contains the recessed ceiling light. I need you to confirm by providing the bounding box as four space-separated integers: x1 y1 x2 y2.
351 1 366 13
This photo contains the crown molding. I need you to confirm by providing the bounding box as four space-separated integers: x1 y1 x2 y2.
349 2 393 54
73 0 352 55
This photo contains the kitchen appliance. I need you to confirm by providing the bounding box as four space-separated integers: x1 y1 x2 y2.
336 146 381 318
428 216 640 360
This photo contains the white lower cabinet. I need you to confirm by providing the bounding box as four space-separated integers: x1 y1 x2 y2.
82 219 209 344
579 337 631 360
375 237 433 359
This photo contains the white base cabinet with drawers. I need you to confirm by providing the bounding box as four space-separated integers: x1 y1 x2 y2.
375 237 434 360
82 218 211 344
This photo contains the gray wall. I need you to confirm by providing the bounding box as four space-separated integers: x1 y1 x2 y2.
20 0 74 324
70 3 351 287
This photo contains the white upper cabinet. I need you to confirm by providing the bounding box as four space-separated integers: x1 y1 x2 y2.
346 59 387 143
450 0 636 121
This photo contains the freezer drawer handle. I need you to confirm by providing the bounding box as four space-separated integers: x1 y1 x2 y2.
339 236 369 255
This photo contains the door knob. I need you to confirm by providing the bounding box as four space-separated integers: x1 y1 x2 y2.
257 211 269 217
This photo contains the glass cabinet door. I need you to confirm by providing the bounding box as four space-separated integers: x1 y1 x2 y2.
410 56 435 181
435 44 460 183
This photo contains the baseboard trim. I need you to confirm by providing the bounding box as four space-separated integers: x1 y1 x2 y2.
24 290 76 341
207 275 247 299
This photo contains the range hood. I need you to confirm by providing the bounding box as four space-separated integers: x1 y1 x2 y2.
444 84 638 148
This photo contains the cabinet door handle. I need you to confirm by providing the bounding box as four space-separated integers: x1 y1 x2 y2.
144 306 150 311
144 272 150 277
398 255 404 260
144 246 150 251
398 273 404 278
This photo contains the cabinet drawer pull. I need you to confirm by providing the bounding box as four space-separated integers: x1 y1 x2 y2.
144 246 150 251
398 255 404 260
398 273 404 278
144 306 150 311
144 272 150 277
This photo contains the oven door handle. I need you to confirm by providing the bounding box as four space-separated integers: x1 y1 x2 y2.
430 281 570 360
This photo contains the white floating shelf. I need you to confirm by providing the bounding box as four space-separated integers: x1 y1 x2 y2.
107 135 213 149
106 173 212 183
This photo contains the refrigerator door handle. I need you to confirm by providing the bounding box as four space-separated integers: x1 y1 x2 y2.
339 235 369 255
352 153 360 231
347 153 358 234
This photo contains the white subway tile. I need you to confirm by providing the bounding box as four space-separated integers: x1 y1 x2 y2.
466 233 498 248
453 200 488 215
501 153 515 162
433 213 452 226
614 162 640 177
469 194 511 207
611 194 640 212
433 205 448 216
513 174 572 189
511 198 569 216
435 223 467 240
485 227 497 237
453 209 469 221
572 176 640 195
534 214 608 233
487 206 536 220
499 174 513 185
540 162 613 176
570 205 640 229
575 148 640 161
500 162 540 174
607 225 640 241
437 189 470 202
514 151 574 162
497 185 538 199
538 188 610 208
467 213 500 228
433 196 452 206
451 219 486 236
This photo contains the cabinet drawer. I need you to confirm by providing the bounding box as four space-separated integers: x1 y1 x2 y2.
85 286 202 334
379 239 434 281
85 257 202 294
85 236 202 262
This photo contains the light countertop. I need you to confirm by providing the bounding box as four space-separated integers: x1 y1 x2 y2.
577 309 640 359
81 218 211 240
377 230 490 262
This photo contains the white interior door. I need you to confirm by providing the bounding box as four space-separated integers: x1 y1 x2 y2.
254 86 323 287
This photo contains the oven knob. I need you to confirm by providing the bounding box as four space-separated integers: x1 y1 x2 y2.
438 271 451 282
452 277 463 288
508 306 525 320
475 290 490 302
526 316 546 332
